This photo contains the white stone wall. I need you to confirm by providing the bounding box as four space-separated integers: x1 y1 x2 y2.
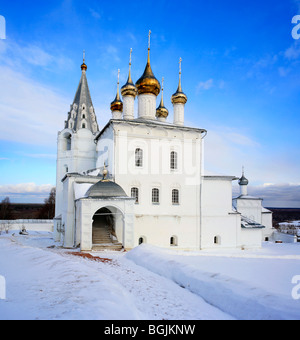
112 121 203 250
201 177 242 249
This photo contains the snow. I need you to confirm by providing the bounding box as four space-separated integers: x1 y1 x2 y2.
0 231 300 320
73 183 93 200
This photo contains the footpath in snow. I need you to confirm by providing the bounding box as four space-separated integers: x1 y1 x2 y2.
0 233 232 320
0 232 300 320
126 244 300 320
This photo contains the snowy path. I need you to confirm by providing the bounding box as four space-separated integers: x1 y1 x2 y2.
84 251 234 320
0 233 234 320
1 232 299 320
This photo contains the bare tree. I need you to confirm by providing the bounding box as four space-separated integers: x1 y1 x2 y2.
0 197 13 220
38 188 56 219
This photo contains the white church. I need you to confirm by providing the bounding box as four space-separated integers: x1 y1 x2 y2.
54 33 274 251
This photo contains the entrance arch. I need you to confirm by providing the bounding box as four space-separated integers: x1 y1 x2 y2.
92 206 124 249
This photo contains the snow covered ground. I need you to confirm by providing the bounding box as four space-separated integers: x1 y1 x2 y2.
0 231 299 320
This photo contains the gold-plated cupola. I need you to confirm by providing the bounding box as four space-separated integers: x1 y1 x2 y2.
171 57 187 104
121 48 137 98
135 30 161 96
156 77 169 119
110 69 123 112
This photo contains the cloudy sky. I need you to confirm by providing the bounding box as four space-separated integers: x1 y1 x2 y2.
0 0 299 207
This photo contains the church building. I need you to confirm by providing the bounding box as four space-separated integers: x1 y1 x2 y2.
54 33 274 251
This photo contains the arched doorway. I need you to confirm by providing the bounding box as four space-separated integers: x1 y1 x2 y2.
92 206 124 250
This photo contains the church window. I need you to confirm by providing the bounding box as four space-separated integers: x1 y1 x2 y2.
139 237 146 245
170 236 178 246
64 134 71 151
131 187 139 204
172 189 179 204
135 148 143 167
214 236 221 245
82 114 86 119
82 123 86 128
152 188 160 204
170 151 178 170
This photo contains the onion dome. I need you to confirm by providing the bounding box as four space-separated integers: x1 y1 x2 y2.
110 69 123 112
171 57 187 105
135 31 160 96
156 77 169 119
121 48 137 98
239 168 249 186
81 62 87 71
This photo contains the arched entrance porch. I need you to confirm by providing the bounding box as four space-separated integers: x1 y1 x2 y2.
92 206 124 250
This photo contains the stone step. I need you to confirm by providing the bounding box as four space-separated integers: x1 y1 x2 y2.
92 243 123 251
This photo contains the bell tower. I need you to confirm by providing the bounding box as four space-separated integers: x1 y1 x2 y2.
54 54 99 234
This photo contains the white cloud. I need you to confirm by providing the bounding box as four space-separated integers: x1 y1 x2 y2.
0 183 53 196
196 79 214 92
0 183 54 203
284 43 300 60
0 65 69 145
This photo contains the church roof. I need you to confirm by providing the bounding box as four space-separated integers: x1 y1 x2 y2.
86 180 128 198
65 59 99 135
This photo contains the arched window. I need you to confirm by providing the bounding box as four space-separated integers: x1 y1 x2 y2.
135 148 143 167
170 236 178 246
82 123 86 129
131 187 139 204
214 236 221 245
170 151 178 170
152 188 160 204
62 133 72 151
139 237 146 245
172 189 179 205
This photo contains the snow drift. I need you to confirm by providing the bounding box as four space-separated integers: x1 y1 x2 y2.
126 244 300 320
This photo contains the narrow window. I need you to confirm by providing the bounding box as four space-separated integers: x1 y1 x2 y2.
139 237 145 245
172 189 179 204
82 114 86 119
152 188 160 204
214 236 221 245
170 236 178 246
131 187 139 204
135 148 143 167
66 135 71 151
82 123 86 128
170 151 178 170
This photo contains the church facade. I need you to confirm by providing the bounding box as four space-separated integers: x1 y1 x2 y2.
54 36 274 251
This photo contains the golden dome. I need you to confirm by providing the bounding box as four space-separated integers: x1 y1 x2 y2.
156 77 168 119
110 69 123 112
110 95 123 112
171 57 187 105
136 49 160 96
81 62 87 71
171 88 187 104
135 32 160 96
121 49 137 98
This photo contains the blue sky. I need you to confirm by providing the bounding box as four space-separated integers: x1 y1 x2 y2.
0 0 299 207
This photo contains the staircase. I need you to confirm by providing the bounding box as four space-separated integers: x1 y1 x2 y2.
92 226 123 251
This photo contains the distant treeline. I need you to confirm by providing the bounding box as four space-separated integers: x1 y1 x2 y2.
267 208 300 226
